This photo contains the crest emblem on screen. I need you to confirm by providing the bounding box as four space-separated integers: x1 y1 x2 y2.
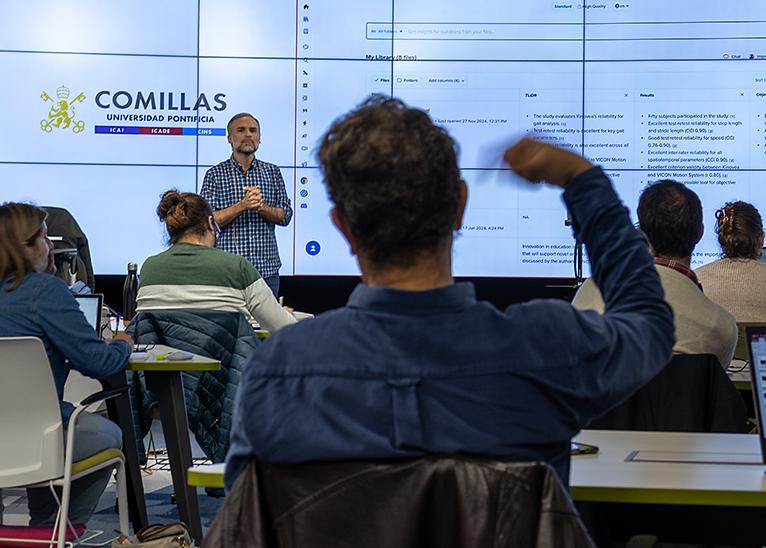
40 85 86 133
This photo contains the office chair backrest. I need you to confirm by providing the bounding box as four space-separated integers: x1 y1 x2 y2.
42 206 96 291
0 337 65 487
64 369 106 413
204 458 596 548
588 353 748 433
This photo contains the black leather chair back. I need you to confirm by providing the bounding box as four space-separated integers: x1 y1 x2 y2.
204 457 596 548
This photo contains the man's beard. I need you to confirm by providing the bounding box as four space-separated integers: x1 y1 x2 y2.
236 143 257 154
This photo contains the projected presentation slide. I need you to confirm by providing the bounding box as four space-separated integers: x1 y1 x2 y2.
2 0 765 276
0 163 196 273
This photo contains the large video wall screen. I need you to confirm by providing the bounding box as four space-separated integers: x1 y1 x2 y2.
2 1 765 276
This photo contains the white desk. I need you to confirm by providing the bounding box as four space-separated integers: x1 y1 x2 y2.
571 430 766 543
191 431 766 506
572 430 766 506
187 431 766 543
128 344 220 371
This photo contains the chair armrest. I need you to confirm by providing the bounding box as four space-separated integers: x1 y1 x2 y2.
64 384 130 479
79 385 129 407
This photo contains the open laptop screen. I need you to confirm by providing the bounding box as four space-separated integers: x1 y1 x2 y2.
74 294 103 335
746 327 766 463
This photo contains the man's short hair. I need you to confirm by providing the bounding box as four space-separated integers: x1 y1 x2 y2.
226 112 260 134
638 179 702 258
318 96 461 266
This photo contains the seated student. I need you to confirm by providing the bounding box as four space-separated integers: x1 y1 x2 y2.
573 180 737 368
0 203 132 526
695 201 766 322
224 96 674 491
136 190 296 332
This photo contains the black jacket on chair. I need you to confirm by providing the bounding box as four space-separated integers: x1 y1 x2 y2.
203 457 595 548
587 353 748 433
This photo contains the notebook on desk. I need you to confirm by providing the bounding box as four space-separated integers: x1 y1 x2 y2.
745 326 766 465
74 293 103 335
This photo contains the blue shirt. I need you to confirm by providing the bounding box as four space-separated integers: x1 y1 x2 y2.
225 167 675 490
0 273 131 423
201 156 293 278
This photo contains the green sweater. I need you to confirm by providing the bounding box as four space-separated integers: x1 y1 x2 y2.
137 243 296 332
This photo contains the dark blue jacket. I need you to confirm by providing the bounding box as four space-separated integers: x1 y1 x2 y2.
0 273 130 423
225 167 675 490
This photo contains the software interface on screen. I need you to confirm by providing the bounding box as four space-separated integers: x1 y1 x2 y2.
74 295 101 333
2 1 765 276
749 334 766 446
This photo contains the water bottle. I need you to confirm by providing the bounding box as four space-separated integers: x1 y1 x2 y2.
122 262 139 322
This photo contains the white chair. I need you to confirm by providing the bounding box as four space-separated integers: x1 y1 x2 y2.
0 337 128 547
63 370 107 414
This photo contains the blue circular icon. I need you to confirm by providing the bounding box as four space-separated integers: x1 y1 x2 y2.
305 240 321 256
300 189 308 198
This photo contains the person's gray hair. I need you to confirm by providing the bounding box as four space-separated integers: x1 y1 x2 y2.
227 112 260 134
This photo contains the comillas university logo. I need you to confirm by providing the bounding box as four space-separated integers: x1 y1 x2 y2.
38 84 229 137
40 85 85 133
91 89 228 136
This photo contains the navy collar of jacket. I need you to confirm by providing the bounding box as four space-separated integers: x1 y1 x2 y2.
347 282 477 315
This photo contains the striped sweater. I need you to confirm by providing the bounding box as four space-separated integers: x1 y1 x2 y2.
136 243 296 332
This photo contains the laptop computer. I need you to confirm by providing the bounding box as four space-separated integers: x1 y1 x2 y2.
746 326 766 465
74 293 104 336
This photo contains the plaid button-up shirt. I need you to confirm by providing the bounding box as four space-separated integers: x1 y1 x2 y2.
201 156 293 278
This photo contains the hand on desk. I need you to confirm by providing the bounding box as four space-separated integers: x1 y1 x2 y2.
110 332 134 347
